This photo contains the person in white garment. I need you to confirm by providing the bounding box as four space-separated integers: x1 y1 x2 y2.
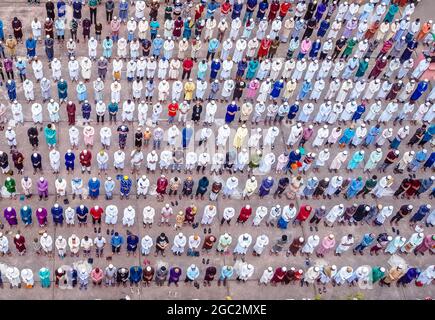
114 150 126 170
259 267 274 285
201 205 217 225
171 233 187 256
233 233 252 256
11 101 24 125
32 57 44 81
65 206 75 226
55 235 67 258
6 266 21 288
142 206 155 228
236 262 255 282
40 232 53 257
68 126 80 149
252 206 268 227
100 127 112 149
141 235 153 256
105 204 118 226
301 235 320 256
23 79 35 102
252 234 269 256
31 103 43 125
49 149 61 174
122 206 136 227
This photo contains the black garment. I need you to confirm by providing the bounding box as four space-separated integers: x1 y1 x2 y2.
332 38 347 60
304 1 317 20
353 205 369 222
313 179 329 196
90 7 97 25
156 235 169 251
31 153 42 169
46 1 55 20
116 268 129 283
134 132 143 148
302 18 317 39
191 104 202 122
105 0 115 22
0 152 9 169
232 82 246 100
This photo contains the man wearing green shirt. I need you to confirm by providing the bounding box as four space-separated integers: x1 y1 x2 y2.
342 37 357 59
357 175 378 198
356 58 369 78
5 177 16 198
371 266 386 283
89 0 98 25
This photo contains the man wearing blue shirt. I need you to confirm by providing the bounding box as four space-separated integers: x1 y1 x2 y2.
111 232 124 254
244 0 258 23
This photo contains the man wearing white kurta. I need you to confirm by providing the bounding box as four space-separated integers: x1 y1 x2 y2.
171 233 187 255
32 58 44 81
287 123 303 146
146 150 158 173
142 206 155 227
122 206 136 227
113 150 126 170
40 233 53 255
137 101 148 126
259 267 274 285
253 234 269 256
233 233 252 255
99 127 112 149
252 206 268 226
49 149 61 173
301 235 320 255
136 175 149 199
205 101 217 124
105 205 118 225
201 205 217 225
31 103 42 124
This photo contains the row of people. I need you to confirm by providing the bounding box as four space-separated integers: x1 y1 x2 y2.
1 200 434 232
1 261 433 290
1 228 433 260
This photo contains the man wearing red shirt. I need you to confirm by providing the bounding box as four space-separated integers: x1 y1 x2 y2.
182 57 194 80
220 0 232 17
279 1 291 19
236 205 252 224
194 3 205 21
66 101 76 125
257 36 272 59
167 101 179 124
293 205 313 225
79 149 92 174
90 205 103 226
156 175 168 200
268 0 280 22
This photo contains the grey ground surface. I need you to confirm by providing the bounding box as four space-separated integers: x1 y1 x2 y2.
0 1 433 300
